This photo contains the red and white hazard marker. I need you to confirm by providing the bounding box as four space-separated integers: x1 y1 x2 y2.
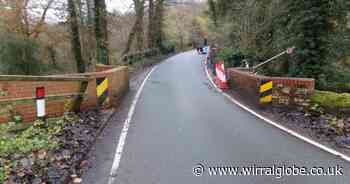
36 87 46 118
286 46 295 54
215 61 229 89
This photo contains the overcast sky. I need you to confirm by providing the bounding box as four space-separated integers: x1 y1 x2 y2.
106 0 133 13
42 0 204 22
106 0 205 13
40 0 134 22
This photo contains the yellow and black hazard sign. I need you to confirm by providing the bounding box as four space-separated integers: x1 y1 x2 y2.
259 80 273 103
96 77 109 105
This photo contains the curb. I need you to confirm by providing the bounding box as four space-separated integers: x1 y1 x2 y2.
203 58 350 162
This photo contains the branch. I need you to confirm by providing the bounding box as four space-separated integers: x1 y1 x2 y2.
30 0 55 38
22 0 30 36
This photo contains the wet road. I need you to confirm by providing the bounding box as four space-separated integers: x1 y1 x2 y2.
85 51 350 184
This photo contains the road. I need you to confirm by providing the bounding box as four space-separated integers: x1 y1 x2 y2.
84 51 350 184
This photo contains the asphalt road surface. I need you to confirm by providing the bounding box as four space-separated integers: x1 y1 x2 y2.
85 51 350 184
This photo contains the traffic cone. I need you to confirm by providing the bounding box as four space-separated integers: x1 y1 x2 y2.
215 61 229 89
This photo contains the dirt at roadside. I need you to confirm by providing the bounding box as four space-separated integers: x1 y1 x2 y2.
225 89 350 157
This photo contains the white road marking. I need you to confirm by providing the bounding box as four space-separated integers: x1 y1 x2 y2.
108 67 157 184
203 58 350 162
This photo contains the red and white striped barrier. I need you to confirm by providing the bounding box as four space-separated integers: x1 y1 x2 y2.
36 87 46 118
215 61 229 89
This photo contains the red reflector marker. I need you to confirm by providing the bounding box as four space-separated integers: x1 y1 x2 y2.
36 87 45 99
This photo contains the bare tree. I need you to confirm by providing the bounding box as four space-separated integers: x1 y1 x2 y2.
154 0 165 48
122 0 145 55
86 0 94 25
80 0 96 71
148 0 155 48
67 0 88 111
67 0 86 73
0 0 56 38
135 0 145 51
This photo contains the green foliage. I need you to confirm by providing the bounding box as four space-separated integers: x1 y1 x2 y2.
208 0 218 25
94 0 110 65
129 56 143 66
318 67 350 92
344 57 350 66
216 47 244 67
0 34 50 75
0 114 79 183
311 90 350 110
0 167 4 184
215 0 236 18
0 118 67 157
208 0 350 91
160 41 176 54
280 0 331 78
13 114 23 124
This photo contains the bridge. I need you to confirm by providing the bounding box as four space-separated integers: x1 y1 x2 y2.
82 51 350 184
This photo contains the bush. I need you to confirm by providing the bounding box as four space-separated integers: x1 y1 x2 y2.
0 34 49 75
318 67 350 93
0 167 4 184
216 47 244 67
127 53 143 65
344 57 350 66
160 42 176 54
143 49 160 57
208 0 350 87
311 90 350 110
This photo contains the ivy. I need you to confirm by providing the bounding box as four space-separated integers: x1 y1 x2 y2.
216 47 245 67
0 118 68 158
208 0 350 91
0 116 76 182
0 167 4 184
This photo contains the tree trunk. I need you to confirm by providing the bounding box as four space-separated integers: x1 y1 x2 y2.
208 0 218 26
135 0 145 51
122 0 145 55
68 0 86 73
84 0 96 72
154 0 165 49
86 0 94 25
148 0 155 48
122 24 137 56
67 0 88 112
76 0 83 24
94 0 110 65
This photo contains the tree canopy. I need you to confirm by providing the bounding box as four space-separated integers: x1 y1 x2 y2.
208 0 350 91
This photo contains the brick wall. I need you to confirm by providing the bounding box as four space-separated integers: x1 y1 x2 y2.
0 65 129 123
95 64 115 72
227 68 315 106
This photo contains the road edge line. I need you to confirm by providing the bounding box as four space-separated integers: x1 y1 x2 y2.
108 66 157 184
203 60 350 162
